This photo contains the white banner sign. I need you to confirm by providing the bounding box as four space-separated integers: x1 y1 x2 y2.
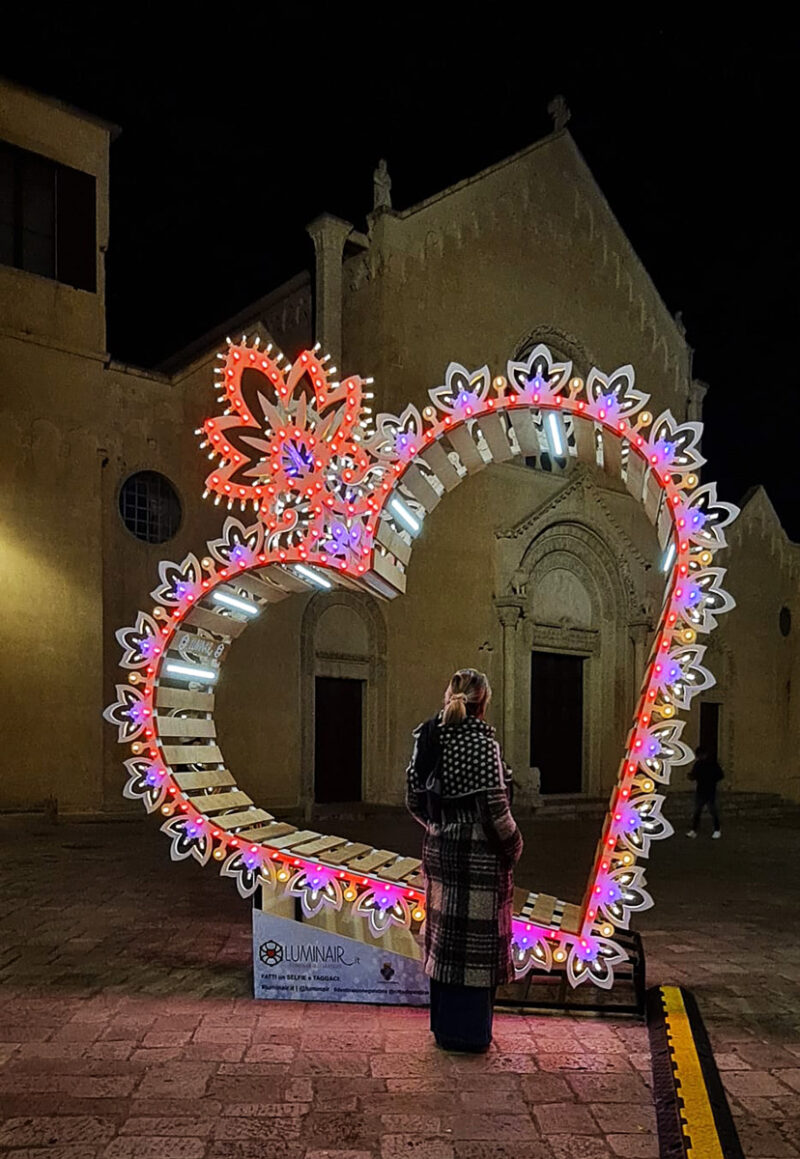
253 907 429 1006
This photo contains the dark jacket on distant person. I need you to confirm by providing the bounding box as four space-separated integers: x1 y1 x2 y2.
689 755 724 800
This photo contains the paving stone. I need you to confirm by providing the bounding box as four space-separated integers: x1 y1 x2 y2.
118 1115 215 1136
305 1152 377 1159
566 1073 652 1103
212 1114 304 1140
381 1137 454 1159
548 1140 613 1159
102 1139 206 1158
605 1136 660 1158
380 1113 442 1133
533 1102 599 1134
734 1042 800 1068
734 1119 800 1157
774 1068 800 1092
440 1113 541 1140
723 1069 796 1097
0 1115 117 1147
590 1103 657 1134
453 1144 553 1159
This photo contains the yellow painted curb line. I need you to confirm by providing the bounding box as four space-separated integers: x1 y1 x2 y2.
661 984 725 1158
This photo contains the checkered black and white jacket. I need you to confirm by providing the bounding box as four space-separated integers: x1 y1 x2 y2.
406 714 523 988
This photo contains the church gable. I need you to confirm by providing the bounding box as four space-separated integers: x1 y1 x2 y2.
342 127 691 424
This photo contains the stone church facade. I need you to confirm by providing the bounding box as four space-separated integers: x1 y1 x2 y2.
1 77 798 820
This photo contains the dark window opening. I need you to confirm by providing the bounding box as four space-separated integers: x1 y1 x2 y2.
119 471 182 544
314 677 363 803
531 651 584 793
0 139 96 291
779 605 792 638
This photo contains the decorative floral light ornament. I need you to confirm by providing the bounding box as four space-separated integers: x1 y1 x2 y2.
105 335 738 991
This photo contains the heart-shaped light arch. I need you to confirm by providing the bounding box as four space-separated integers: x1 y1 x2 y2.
105 337 737 989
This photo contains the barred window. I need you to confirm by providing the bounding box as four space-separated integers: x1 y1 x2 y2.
119 471 182 544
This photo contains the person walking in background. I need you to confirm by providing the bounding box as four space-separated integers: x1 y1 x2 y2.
406 668 523 1053
686 746 724 839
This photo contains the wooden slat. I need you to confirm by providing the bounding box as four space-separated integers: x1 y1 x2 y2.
347 849 400 874
400 465 441 513
268 568 313 594
625 447 646 501
375 518 412 566
193 790 254 814
237 821 297 842
184 605 249 639
173 769 236 790
445 425 485 474
233 571 291 603
213 808 273 831
406 872 425 890
161 744 224 766
419 440 461 490
573 416 597 465
529 893 558 926
561 903 582 935
266 829 320 850
156 687 216 712
643 468 663 525
288 835 350 858
156 716 216 739
601 428 622 479
513 886 531 913
372 550 406 595
378 856 423 882
508 408 540 455
476 412 514 463
319 842 372 866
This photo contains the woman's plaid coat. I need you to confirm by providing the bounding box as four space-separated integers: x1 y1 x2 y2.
406 715 523 988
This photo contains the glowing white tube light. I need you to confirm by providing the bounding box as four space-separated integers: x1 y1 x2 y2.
546 412 565 458
661 541 676 574
295 564 332 590
212 590 260 616
164 662 217 683
389 496 421 534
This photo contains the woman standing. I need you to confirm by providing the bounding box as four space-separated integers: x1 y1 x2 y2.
406 668 523 1053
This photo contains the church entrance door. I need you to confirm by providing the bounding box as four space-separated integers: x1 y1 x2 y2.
530 651 584 794
314 676 364 803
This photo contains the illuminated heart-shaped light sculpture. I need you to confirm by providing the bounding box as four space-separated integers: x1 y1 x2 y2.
105 336 737 989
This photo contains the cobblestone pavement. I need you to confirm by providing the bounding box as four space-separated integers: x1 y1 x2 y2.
0 807 798 1158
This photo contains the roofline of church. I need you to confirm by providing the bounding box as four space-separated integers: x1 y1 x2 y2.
399 128 564 219
157 269 311 377
738 484 799 547
0 74 122 140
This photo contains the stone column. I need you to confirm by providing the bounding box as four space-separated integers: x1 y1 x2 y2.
494 597 525 755
629 621 651 696
306 214 353 368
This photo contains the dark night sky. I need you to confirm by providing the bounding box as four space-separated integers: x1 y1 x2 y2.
3 13 798 537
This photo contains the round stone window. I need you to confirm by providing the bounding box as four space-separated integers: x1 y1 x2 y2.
779 606 792 638
119 471 182 544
